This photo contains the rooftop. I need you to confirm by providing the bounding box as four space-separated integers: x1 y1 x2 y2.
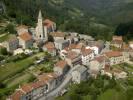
55 60 67 69
82 48 93 56
93 56 105 63
38 73 58 82
44 42 55 49
43 19 55 28
104 51 122 58
66 51 80 60
21 84 33 93
50 32 65 37
19 32 32 41
10 90 24 100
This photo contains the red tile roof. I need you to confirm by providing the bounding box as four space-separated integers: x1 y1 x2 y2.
21 84 33 93
44 42 56 51
55 60 67 69
19 32 32 41
82 48 93 56
43 19 55 28
94 56 105 63
31 81 46 89
50 32 65 37
17 25 28 29
113 36 123 41
38 73 58 82
105 51 122 58
67 51 80 60
10 90 24 100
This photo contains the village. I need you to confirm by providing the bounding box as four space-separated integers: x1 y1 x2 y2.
0 10 133 100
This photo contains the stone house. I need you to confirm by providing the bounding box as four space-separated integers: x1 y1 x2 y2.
111 36 123 49
54 39 69 51
72 64 88 84
89 56 105 77
4 35 19 52
43 19 56 33
54 60 70 75
43 42 57 56
37 73 61 92
9 72 61 100
50 32 65 41
65 51 82 67
18 32 33 49
129 41 133 49
16 25 29 35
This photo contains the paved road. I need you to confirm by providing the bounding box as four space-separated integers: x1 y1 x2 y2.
39 66 80 100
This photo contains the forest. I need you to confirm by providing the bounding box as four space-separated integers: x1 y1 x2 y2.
0 0 133 41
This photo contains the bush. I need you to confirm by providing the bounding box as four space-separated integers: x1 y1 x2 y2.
5 24 16 34
0 48 8 55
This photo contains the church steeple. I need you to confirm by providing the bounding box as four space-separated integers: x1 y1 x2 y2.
35 10 48 42
38 10 42 19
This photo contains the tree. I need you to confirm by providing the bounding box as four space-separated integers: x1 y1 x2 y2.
48 35 54 42
5 23 16 34
0 47 8 55
126 88 133 100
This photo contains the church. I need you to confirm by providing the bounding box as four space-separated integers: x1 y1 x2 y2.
35 10 56 42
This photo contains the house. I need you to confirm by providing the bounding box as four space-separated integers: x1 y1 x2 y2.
86 46 99 55
95 40 105 53
66 36 75 44
129 41 133 49
8 90 26 100
72 64 88 84
54 60 70 75
86 40 104 55
9 72 61 100
112 68 127 79
79 34 94 41
89 56 105 77
54 39 69 51
4 35 19 52
13 48 24 55
111 36 123 48
16 25 29 35
43 42 56 56
65 43 85 54
60 49 68 59
65 51 82 67
50 32 65 41
81 48 94 66
72 43 85 53
104 51 124 65
19 32 33 49
69 32 78 37
43 19 56 33
37 73 61 92
101 67 128 79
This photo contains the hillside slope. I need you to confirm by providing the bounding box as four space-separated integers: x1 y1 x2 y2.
1 0 133 41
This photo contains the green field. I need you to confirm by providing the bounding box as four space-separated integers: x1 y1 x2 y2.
0 52 45 99
0 34 10 43
0 52 45 82
3 72 35 88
